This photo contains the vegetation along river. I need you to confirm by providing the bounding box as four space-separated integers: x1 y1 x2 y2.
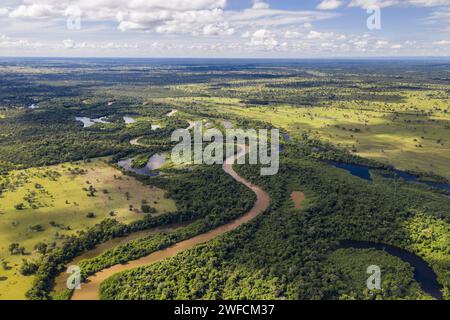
71 146 271 300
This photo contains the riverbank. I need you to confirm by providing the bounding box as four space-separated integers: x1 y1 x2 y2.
71 146 272 300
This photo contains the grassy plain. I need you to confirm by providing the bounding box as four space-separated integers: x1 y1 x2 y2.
0 158 176 299
161 87 450 180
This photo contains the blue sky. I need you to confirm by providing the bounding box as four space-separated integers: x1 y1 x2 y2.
0 0 450 57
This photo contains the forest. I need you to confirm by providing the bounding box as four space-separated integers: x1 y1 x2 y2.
0 58 449 300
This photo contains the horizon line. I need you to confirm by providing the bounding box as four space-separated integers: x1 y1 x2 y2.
1 56 450 61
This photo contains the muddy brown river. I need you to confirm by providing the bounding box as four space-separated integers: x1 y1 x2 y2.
71 146 272 300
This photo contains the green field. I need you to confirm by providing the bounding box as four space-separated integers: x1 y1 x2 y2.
0 158 176 299
159 86 450 180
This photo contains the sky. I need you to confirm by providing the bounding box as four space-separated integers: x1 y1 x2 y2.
0 0 450 58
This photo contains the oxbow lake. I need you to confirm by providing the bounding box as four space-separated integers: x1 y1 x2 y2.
329 162 450 192
75 116 110 128
118 154 166 176
338 240 443 300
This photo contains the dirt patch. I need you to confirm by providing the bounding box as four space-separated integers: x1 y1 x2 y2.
290 191 305 209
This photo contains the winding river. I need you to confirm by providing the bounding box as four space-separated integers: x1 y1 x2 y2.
68 128 443 300
71 146 271 300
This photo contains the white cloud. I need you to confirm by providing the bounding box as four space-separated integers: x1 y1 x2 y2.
1 0 448 57
317 0 344 10
433 40 450 45
0 0 338 40
375 39 389 47
284 31 302 39
9 4 57 18
252 0 270 9
0 34 43 48
348 0 450 9
247 29 279 49
0 8 9 16
62 39 75 49
307 30 336 40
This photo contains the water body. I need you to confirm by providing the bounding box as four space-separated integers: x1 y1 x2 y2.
53 223 189 293
329 162 372 181
338 240 443 300
117 154 166 176
75 116 110 128
123 116 136 124
329 161 450 192
72 145 273 300
147 154 166 170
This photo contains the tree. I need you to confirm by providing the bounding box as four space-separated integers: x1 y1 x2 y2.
14 203 25 210
20 259 38 276
8 243 25 255
141 204 157 214
86 212 96 218
34 242 48 254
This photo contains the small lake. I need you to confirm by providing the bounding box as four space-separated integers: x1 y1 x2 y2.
337 240 443 300
329 162 372 181
123 116 136 124
75 116 110 128
118 154 166 176
329 161 450 192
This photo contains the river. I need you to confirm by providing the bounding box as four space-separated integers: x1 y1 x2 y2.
338 240 443 299
71 146 271 300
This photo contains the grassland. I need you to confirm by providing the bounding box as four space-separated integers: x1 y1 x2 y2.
160 84 450 180
0 158 176 299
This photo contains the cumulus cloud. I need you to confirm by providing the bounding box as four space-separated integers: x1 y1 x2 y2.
61 39 140 50
0 8 9 16
1 0 337 36
3 0 230 36
1 0 447 57
433 40 450 45
317 0 344 10
62 39 75 49
247 29 279 49
9 4 57 18
0 34 43 48
348 0 450 8
252 0 270 9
